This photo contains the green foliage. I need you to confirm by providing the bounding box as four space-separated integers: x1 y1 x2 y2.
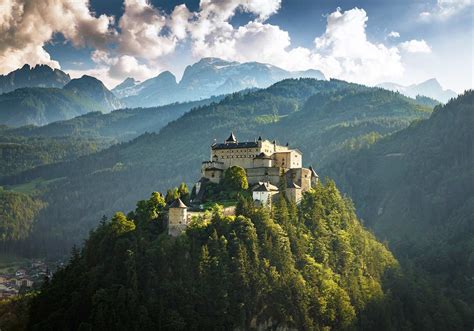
0 294 34 330
223 166 248 191
110 212 135 235
28 182 408 330
0 134 111 177
324 91 474 315
177 183 190 204
0 79 431 259
8 95 224 142
165 188 179 204
0 191 44 244
0 87 107 127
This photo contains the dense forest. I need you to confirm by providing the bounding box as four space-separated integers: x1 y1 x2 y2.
0 79 471 330
0 191 45 245
7 95 224 141
15 181 471 330
324 90 474 309
0 79 432 257
0 134 111 177
0 96 223 179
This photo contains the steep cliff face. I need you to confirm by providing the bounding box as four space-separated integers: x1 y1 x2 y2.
64 75 125 112
0 64 71 94
120 57 326 107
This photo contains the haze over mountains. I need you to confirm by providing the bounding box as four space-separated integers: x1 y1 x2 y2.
0 66 471 328
378 78 457 103
0 58 458 129
113 57 327 107
0 75 124 127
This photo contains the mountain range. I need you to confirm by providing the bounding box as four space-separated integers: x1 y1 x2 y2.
0 64 71 94
0 75 124 127
378 78 457 103
113 57 326 107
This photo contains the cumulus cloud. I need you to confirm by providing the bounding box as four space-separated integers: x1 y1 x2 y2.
419 0 473 21
117 0 178 60
0 0 114 74
398 39 432 53
186 7 404 84
0 0 434 88
388 31 400 38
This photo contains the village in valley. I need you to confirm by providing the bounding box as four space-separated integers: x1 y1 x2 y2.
0 259 56 299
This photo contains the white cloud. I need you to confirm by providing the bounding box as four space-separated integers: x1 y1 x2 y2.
187 7 404 85
0 0 114 74
388 31 400 38
398 39 432 53
117 0 178 60
419 0 473 21
0 1 436 88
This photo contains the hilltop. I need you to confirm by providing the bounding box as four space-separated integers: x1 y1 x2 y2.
0 78 432 256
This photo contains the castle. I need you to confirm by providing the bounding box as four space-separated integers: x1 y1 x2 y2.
168 133 319 236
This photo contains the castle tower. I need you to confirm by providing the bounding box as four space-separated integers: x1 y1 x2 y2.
286 181 302 204
168 198 188 237
309 166 319 187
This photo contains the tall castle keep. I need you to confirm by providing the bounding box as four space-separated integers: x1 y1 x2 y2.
197 132 319 205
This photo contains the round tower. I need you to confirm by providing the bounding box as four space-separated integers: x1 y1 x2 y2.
168 198 188 237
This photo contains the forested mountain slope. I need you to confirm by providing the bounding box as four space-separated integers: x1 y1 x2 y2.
324 90 474 305
24 182 472 330
0 79 432 257
8 95 224 141
0 76 123 127
0 133 110 177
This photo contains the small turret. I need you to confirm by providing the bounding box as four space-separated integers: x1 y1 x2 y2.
168 198 188 237
226 132 237 143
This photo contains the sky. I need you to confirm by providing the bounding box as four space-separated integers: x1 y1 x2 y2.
0 0 472 92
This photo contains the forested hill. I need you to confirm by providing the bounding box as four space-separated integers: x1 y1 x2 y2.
7 95 225 141
0 96 224 179
20 182 471 330
324 90 474 306
1 79 432 257
14 183 395 329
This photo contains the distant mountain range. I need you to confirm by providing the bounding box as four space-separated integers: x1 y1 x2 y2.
113 57 326 107
0 75 124 127
0 64 71 94
378 78 457 103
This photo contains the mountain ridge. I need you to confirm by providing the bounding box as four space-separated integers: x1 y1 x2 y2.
377 78 457 103
115 58 326 107
0 64 71 94
0 75 124 127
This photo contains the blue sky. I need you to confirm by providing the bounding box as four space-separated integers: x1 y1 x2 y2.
1 0 472 92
